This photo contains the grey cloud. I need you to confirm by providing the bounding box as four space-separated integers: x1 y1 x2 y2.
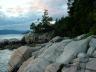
0 0 68 30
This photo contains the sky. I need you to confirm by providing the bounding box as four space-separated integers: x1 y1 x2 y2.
0 0 68 30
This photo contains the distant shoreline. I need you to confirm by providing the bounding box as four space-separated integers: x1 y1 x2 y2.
0 29 30 35
0 34 24 40
0 34 26 50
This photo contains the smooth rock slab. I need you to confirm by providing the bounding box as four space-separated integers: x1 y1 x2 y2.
89 38 96 48
87 47 95 57
56 37 92 64
17 57 35 72
92 51 96 58
17 39 72 72
86 58 96 71
77 53 89 63
19 58 50 72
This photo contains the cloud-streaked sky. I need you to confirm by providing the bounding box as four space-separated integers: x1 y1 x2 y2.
0 0 68 30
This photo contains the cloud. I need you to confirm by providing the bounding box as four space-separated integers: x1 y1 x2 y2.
0 22 32 30
0 0 68 18
0 0 68 30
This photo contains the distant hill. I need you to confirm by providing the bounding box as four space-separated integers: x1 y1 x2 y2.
0 30 30 35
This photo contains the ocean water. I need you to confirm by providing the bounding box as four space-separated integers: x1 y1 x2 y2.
0 34 24 40
0 49 13 72
0 34 24 72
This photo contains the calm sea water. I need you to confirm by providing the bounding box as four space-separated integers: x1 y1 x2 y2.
0 50 13 72
0 34 24 40
0 34 24 72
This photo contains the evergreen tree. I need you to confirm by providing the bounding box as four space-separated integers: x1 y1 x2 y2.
30 10 53 33
68 0 96 34
30 23 36 32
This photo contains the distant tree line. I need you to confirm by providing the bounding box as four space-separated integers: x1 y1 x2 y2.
30 0 96 37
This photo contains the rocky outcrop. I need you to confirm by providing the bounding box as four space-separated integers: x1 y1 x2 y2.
8 46 33 72
17 57 35 72
17 39 72 72
0 38 21 45
89 38 96 48
56 36 92 64
22 32 54 44
8 35 96 72
0 39 9 47
0 38 24 49
87 38 96 57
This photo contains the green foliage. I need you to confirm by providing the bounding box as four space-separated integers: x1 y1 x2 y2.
89 25 96 35
30 10 54 33
30 23 36 32
53 0 96 37
68 0 96 34
54 17 72 37
30 0 96 37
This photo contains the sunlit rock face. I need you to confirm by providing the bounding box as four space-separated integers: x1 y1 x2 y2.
2 35 96 72
17 39 72 72
17 36 95 72
56 37 92 64
8 46 33 72
0 49 13 72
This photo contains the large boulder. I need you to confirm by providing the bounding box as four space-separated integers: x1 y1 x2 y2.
77 53 89 63
87 38 96 57
22 32 38 44
8 46 33 72
87 47 95 57
17 39 72 72
22 32 54 44
0 39 9 47
18 58 50 72
32 43 53 58
45 63 60 72
18 43 53 72
89 38 96 48
56 36 92 64
12 36 95 72
17 57 35 72
8 38 20 44
38 39 72 62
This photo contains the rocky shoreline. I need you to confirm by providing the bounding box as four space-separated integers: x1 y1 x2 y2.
0 38 25 50
7 34 96 72
0 32 54 50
